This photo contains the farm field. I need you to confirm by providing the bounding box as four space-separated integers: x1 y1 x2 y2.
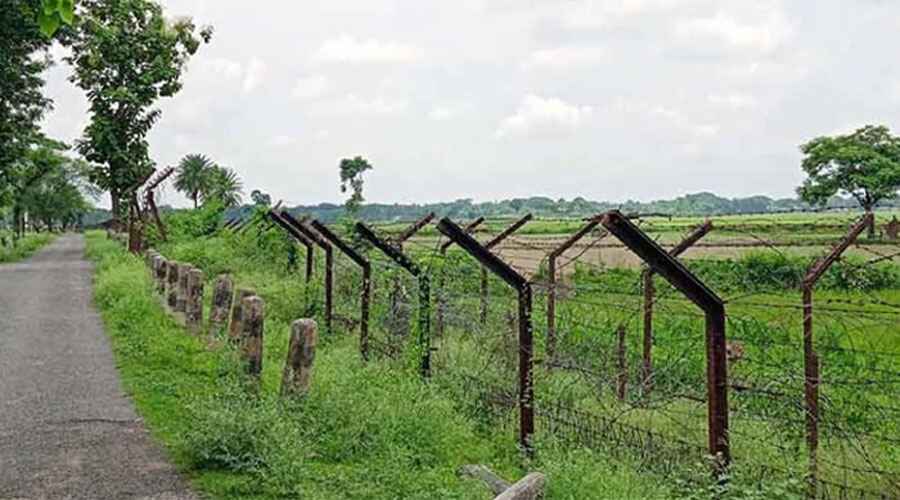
96 207 900 499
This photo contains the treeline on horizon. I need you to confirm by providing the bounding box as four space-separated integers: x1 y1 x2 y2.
83 191 900 227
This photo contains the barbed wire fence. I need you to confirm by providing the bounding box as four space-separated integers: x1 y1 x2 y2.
248 208 899 499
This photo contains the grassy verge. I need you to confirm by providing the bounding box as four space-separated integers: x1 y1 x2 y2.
85 230 679 499
0 232 55 263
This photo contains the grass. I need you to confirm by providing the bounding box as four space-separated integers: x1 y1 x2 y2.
0 232 55 263
85 230 680 499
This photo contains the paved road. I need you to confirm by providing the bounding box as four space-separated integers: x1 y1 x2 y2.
0 235 196 500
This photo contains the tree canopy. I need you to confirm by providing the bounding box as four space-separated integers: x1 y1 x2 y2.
66 0 211 218
174 154 214 208
798 125 900 213
339 156 373 215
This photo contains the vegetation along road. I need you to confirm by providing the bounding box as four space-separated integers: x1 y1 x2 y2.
0 235 195 499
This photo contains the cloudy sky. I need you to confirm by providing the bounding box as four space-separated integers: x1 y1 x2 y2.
41 0 900 208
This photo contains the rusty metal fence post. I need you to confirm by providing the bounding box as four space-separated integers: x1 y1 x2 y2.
310 220 372 360
642 220 713 394
436 217 485 338
546 217 604 363
436 218 534 453
480 215 533 325
387 213 435 337
356 222 432 377
279 211 333 335
599 210 729 468
799 213 872 499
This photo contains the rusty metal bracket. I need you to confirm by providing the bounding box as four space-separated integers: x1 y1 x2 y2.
436 217 533 454
310 220 372 361
599 210 728 468
280 211 333 335
268 211 315 283
355 222 432 377
546 217 606 362
437 217 486 337
799 213 872 498
642 220 713 394
478 214 533 324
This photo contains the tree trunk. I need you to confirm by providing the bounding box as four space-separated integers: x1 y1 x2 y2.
193 192 198 209
111 188 122 230
865 206 876 239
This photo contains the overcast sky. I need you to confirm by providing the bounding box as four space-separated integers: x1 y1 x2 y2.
41 0 900 209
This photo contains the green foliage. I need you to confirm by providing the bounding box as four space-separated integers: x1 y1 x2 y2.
174 153 214 208
250 189 271 207
0 232 54 262
798 125 900 212
66 0 211 215
339 156 373 216
38 0 75 36
202 166 242 208
0 0 54 202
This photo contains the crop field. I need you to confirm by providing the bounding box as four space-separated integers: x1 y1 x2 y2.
119 207 900 499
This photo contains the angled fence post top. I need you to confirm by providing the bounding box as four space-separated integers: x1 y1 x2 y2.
549 216 605 258
280 211 330 250
267 210 313 247
599 210 723 313
310 220 369 268
355 222 421 275
436 218 527 289
485 214 533 250
803 213 873 287
440 216 485 252
392 212 436 246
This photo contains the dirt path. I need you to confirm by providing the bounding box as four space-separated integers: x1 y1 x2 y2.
0 235 196 500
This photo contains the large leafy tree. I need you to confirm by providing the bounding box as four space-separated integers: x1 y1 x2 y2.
66 0 211 220
174 153 214 208
202 166 242 208
339 156 373 216
0 1 56 207
798 125 900 237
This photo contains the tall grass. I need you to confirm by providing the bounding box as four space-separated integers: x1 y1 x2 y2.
0 232 55 263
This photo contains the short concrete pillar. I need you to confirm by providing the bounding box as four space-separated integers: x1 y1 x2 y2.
494 473 545 500
185 268 205 334
281 319 317 397
207 275 234 339
228 288 256 343
240 296 265 379
156 258 168 294
175 263 190 313
166 261 180 310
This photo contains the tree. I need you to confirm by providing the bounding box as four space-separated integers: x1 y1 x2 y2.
38 0 76 36
174 154 214 208
0 1 55 208
202 166 242 208
798 125 900 237
66 0 211 221
250 189 272 206
339 156 373 216
10 139 96 235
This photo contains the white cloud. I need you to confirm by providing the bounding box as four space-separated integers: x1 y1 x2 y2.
674 9 791 53
291 75 329 100
523 46 607 70
652 105 719 138
561 0 697 29
496 95 593 138
269 135 294 147
428 104 468 121
707 93 756 110
312 34 423 64
329 94 407 115
242 58 267 93
199 57 243 80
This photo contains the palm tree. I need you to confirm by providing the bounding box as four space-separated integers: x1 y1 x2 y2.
202 166 243 208
174 154 214 208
